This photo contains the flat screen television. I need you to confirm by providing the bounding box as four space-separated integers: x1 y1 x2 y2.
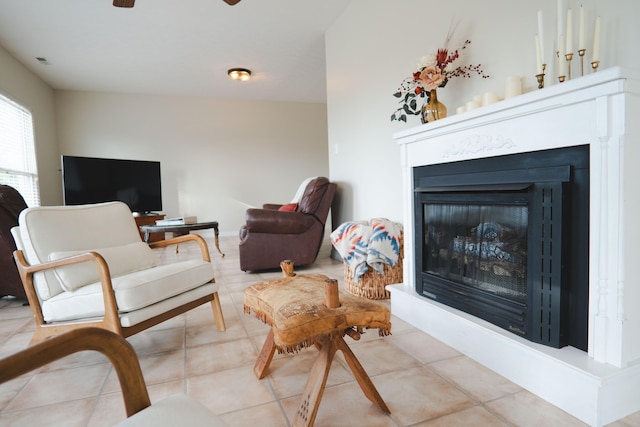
61 155 162 214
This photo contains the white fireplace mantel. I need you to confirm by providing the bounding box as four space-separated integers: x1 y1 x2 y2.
390 66 640 427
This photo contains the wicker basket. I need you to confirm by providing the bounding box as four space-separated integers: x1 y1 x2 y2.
343 233 404 300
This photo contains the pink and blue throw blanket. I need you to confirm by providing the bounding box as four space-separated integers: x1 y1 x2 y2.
331 218 403 283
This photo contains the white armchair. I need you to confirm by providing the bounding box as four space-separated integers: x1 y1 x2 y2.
11 201 225 344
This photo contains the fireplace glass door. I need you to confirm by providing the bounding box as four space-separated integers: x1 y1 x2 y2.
424 203 528 303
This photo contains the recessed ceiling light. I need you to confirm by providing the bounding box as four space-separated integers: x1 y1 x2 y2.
227 68 251 81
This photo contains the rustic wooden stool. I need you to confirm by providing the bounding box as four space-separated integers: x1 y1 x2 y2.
243 261 391 427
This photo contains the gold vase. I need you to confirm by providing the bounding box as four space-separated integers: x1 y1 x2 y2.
421 89 447 124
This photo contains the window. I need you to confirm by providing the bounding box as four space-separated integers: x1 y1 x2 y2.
0 93 40 207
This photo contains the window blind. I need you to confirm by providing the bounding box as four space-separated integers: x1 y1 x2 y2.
0 93 40 207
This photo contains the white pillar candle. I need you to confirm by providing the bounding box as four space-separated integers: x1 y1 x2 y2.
482 91 499 106
456 105 466 115
538 10 545 65
579 6 585 51
536 35 543 74
593 16 601 62
466 100 481 111
566 9 573 53
504 76 522 99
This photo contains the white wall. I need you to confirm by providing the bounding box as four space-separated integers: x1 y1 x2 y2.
326 0 640 227
55 91 329 233
0 45 60 206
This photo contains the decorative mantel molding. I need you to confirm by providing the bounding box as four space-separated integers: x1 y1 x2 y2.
391 67 640 427
442 134 516 158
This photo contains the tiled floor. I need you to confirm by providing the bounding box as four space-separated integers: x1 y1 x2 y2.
1 235 639 426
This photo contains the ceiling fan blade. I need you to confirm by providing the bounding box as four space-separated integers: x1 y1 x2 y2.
223 0 241 5
113 0 135 7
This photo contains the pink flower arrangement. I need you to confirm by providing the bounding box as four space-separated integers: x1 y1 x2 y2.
391 40 489 122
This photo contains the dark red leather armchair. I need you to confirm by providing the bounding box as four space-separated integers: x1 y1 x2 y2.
0 185 28 298
239 177 337 271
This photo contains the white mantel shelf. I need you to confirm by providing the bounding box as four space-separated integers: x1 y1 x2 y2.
390 67 640 427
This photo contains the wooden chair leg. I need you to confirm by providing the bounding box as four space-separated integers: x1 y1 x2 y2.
211 292 226 331
292 337 338 427
254 329 277 379
336 336 390 414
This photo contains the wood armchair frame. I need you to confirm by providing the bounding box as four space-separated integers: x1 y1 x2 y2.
14 233 225 344
0 327 152 417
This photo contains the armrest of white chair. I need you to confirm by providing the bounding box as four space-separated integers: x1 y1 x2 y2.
148 233 212 262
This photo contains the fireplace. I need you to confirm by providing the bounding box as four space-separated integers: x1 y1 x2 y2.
390 68 640 426
414 146 589 349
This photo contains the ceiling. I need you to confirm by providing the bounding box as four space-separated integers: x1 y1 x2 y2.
0 0 352 103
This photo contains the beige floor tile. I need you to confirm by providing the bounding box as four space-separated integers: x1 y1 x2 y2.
0 398 95 427
0 317 31 341
608 411 640 426
220 401 289 427
87 392 128 427
0 331 33 358
102 349 185 393
0 375 31 411
430 356 522 402
38 347 110 373
187 365 275 414
387 330 460 364
186 315 248 347
281 381 397 427
413 405 509 426
265 349 354 399
345 338 422 377
5 362 111 411
186 337 257 376
375 365 475 426
485 390 587 426
127 326 185 357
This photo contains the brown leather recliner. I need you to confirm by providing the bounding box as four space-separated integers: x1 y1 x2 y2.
0 185 28 298
239 177 337 271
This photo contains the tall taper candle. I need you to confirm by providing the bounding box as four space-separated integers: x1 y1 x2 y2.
559 35 566 77
592 16 601 62
557 0 565 50
579 5 585 50
536 35 543 74
566 9 573 53
538 10 545 65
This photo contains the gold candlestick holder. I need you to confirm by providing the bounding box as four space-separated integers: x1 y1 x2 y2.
535 64 547 89
591 60 600 72
565 53 574 80
578 49 586 76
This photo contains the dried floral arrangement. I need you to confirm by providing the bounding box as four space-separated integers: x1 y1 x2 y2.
391 39 490 122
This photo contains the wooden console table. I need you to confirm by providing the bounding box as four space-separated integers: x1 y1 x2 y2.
139 221 224 257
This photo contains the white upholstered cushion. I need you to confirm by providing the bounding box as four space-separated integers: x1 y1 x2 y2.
48 242 159 292
41 259 215 323
18 202 143 300
116 394 227 427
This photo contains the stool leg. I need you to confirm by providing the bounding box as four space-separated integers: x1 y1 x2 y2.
336 336 391 414
292 337 338 427
254 329 276 379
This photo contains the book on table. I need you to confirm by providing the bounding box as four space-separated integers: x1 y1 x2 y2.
155 216 197 226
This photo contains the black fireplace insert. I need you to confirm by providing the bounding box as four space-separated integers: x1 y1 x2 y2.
413 146 589 350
